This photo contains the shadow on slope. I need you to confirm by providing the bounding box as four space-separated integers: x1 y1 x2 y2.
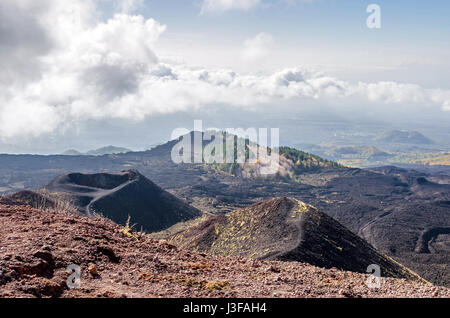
152 197 423 281
12 170 201 233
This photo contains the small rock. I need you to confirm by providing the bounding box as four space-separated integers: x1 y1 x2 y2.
338 288 354 298
88 264 98 276
250 259 260 268
267 265 281 273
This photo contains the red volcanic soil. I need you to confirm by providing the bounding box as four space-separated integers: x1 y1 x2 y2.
0 198 449 298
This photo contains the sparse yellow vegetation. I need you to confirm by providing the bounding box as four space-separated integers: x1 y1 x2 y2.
182 261 212 270
154 198 316 260
205 280 230 291
149 214 211 241
139 272 229 291
120 215 139 241
23 189 79 214
421 154 450 166
291 199 313 217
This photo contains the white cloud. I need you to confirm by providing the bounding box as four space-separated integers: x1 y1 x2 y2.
201 0 260 13
116 0 144 14
241 32 273 61
1 0 450 142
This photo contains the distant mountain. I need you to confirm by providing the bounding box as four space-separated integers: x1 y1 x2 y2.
375 130 434 145
12 170 201 232
61 146 131 156
85 146 132 156
153 197 422 280
61 149 84 156
208 135 340 179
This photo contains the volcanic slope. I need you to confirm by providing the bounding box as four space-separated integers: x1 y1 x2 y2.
13 170 201 233
1 132 449 286
1 199 448 298
153 197 422 280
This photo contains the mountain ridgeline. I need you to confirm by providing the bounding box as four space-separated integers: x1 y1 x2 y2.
1 131 449 286
202 134 339 178
152 197 422 281
12 170 201 233
10 169 423 283
61 146 132 156
279 146 340 171
375 130 434 145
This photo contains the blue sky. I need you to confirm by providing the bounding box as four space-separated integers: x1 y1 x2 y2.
96 0 450 87
0 0 449 152
116 0 450 46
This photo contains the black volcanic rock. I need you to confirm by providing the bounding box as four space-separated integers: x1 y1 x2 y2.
1 133 449 286
155 197 422 280
41 170 202 232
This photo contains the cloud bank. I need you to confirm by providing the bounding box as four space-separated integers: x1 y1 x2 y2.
1 0 450 141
